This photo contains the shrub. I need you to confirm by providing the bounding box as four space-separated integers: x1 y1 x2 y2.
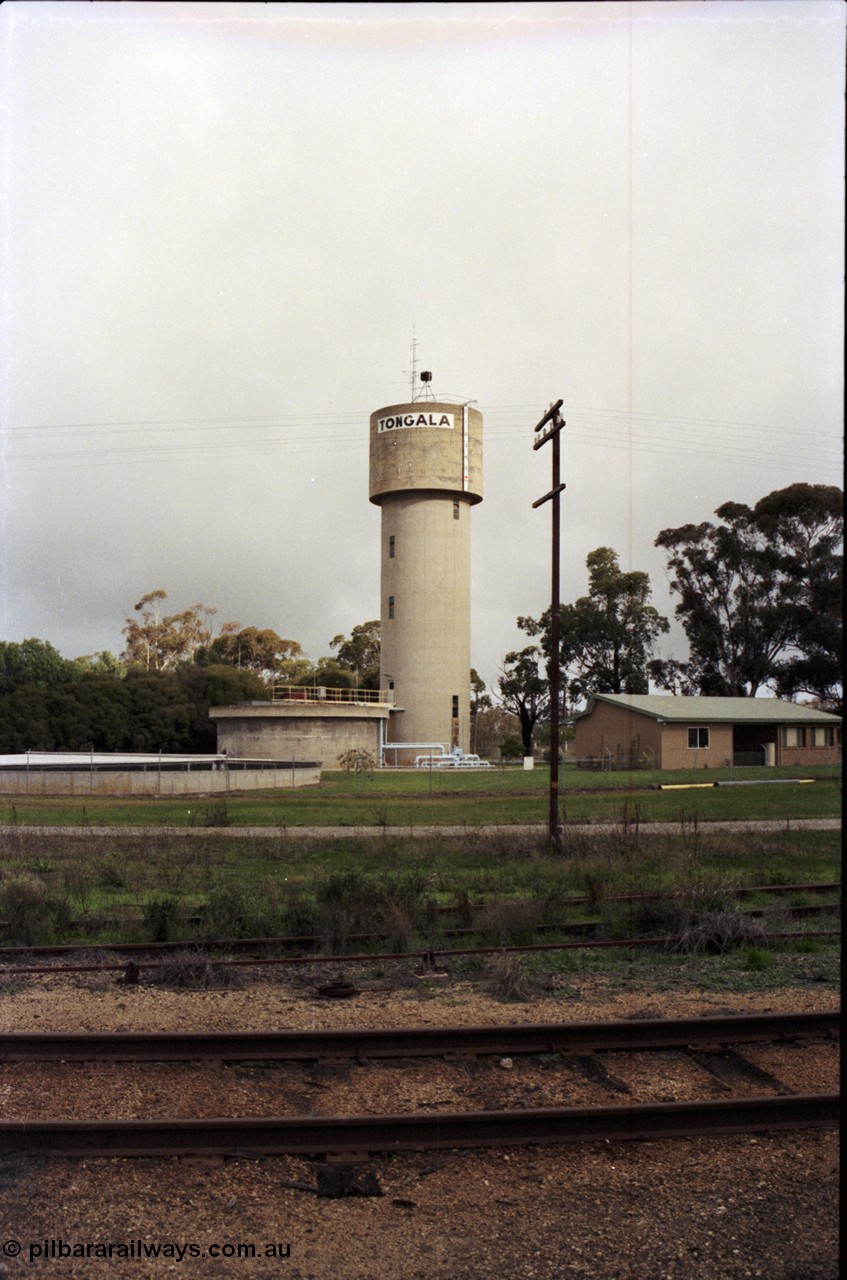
674 907 768 956
452 888 475 928
487 952 533 1002
141 836 207 895
476 898 545 947
313 869 375 953
201 882 282 940
0 874 72 946
143 895 181 942
337 749 376 778
189 799 232 828
200 884 244 939
97 852 127 890
306 868 433 954
61 861 94 908
381 900 415 953
283 886 319 939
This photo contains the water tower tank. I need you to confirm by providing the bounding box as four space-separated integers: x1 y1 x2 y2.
369 400 483 757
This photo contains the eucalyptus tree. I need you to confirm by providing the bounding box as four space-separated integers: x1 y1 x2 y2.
497 646 551 757
655 483 842 703
519 547 669 707
329 621 381 689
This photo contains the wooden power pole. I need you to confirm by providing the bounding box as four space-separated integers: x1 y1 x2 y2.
532 399 566 852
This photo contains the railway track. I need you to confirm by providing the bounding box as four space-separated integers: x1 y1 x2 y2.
0 880 838 976
1 881 838 962
0 924 839 977
0 1010 838 1062
2 1095 838 1158
1 1012 838 1158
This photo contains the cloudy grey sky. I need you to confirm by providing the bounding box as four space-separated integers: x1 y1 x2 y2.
1 0 843 693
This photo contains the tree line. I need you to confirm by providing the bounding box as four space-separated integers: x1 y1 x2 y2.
496 483 842 755
0 483 840 757
0 603 383 754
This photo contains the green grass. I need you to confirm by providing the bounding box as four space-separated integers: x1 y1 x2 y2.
2 769 838 989
0 823 840 950
510 934 841 995
1 762 840 828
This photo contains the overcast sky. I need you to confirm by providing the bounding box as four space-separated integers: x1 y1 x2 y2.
1 0 843 693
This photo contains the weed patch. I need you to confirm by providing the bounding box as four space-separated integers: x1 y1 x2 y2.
673 907 769 955
154 950 244 990
487 952 533 1002
743 945 774 970
476 898 546 947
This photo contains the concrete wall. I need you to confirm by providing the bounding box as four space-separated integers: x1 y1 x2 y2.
378 490 473 754
210 702 389 769
369 401 483 504
0 763 322 797
370 401 483 757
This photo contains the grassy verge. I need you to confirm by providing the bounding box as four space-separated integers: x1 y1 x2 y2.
1 762 841 827
0 824 839 951
474 934 841 999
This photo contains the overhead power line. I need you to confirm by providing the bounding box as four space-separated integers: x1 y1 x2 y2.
2 402 840 474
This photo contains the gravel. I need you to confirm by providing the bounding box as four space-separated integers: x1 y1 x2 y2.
0 964 839 1279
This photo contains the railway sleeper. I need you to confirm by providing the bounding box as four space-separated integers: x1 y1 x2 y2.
316 1157 383 1199
310 1059 353 1083
571 1053 630 1094
687 1047 795 1095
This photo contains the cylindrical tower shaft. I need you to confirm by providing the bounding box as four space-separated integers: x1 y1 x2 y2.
369 400 483 758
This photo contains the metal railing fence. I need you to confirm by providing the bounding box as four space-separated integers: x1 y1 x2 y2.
272 685 394 706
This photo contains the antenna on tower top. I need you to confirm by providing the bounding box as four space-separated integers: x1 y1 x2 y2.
405 329 434 402
408 330 418 399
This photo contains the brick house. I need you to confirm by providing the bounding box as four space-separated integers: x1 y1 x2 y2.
573 694 842 770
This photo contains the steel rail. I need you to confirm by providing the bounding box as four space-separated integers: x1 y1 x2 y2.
0 1011 838 1064
0 929 839 977
0 1094 837 1158
1 898 839 963
1 882 839 961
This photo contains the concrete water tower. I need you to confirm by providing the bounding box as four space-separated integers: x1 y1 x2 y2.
369 378 483 758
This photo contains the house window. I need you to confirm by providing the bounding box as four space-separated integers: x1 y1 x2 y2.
452 695 459 718
688 726 709 749
812 727 832 747
784 726 807 747
388 596 395 619
453 501 460 520
389 535 395 559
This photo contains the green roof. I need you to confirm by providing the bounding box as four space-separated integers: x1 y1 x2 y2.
578 694 841 725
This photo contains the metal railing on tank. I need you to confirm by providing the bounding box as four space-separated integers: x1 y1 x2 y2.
271 685 395 706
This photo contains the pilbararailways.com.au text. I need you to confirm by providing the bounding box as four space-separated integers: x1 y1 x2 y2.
5 1238 291 1263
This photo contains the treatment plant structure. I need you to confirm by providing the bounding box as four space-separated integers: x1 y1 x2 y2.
370 393 483 762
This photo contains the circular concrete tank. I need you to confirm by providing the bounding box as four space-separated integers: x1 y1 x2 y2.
369 401 483 757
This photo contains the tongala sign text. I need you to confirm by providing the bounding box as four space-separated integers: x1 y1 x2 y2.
378 411 455 434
